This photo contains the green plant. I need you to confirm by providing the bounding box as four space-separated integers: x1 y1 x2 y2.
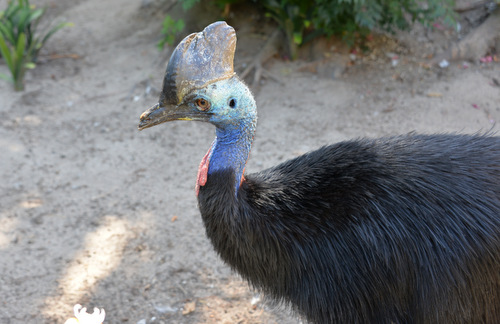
158 15 186 49
157 0 201 50
0 0 70 90
158 0 457 60
0 32 34 91
262 0 457 55
263 0 313 60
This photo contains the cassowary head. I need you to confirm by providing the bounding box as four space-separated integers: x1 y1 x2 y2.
138 22 256 132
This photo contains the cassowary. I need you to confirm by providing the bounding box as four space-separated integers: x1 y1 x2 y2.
138 22 500 323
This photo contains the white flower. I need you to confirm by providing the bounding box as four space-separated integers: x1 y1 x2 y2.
64 304 106 324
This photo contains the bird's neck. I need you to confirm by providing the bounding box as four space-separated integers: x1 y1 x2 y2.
211 118 256 191
197 117 256 195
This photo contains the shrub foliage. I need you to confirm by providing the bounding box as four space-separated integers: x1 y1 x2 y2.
160 0 456 59
263 0 456 58
0 0 70 91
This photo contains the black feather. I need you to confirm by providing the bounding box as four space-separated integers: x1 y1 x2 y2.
198 133 500 323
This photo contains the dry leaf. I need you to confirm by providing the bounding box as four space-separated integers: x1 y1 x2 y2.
182 301 196 315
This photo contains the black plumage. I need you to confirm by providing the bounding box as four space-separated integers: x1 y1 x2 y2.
138 22 500 323
199 134 500 323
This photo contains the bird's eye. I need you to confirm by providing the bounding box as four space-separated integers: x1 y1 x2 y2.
229 98 236 108
195 98 210 111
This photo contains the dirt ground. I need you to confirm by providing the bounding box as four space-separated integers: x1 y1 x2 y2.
0 0 499 323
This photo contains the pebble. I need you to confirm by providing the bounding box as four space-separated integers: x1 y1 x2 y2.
438 59 449 68
154 305 178 313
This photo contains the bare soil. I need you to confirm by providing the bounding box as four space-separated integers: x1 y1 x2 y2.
0 1 499 323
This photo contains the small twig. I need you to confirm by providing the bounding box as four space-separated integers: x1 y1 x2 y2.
240 28 282 87
261 69 284 85
44 53 81 60
176 282 188 296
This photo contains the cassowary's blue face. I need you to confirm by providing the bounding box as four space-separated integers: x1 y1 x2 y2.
138 76 256 131
189 77 256 129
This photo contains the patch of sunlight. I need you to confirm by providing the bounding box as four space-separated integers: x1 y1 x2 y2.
0 138 26 153
43 215 132 319
22 115 42 126
19 197 44 209
0 217 18 249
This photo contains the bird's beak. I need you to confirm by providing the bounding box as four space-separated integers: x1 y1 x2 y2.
138 102 180 130
138 102 209 131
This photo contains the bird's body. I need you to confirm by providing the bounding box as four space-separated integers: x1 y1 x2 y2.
139 22 500 323
200 134 500 323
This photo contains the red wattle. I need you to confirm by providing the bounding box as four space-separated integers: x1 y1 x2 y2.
196 147 211 196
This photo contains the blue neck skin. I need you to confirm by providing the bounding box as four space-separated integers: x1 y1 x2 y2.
208 117 256 194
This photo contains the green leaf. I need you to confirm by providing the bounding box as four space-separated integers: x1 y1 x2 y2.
28 8 43 23
39 21 72 48
293 31 302 45
14 32 26 62
4 3 20 19
0 33 13 70
174 19 185 31
0 22 16 44
158 16 185 49
13 32 27 81
16 8 32 31
20 0 30 9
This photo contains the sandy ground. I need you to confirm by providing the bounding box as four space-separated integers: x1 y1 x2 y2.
0 0 499 323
